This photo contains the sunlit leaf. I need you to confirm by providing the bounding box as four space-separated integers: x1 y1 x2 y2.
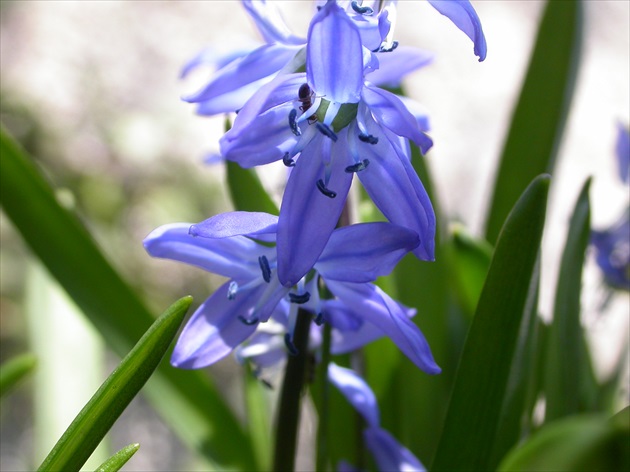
432 175 550 471
38 297 192 472
94 443 140 472
485 0 582 243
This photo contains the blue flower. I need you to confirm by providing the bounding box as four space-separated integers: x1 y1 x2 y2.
328 363 427 472
222 1 436 286
144 211 439 373
592 210 630 291
182 0 484 116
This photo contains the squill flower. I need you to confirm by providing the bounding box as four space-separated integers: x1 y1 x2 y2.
144 212 439 374
182 0 485 116
222 1 435 287
328 363 427 471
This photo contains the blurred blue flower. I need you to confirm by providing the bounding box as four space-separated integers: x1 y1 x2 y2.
591 124 630 291
222 1 435 286
592 210 629 291
328 363 427 472
144 212 439 373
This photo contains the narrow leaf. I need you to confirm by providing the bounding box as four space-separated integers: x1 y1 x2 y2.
38 297 192 472
0 353 37 397
545 178 593 420
226 161 279 214
485 0 582 243
432 175 550 471
94 443 140 472
0 128 255 470
447 224 493 316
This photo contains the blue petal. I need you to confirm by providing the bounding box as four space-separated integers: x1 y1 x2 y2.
367 46 434 88
591 211 630 290
326 281 441 374
427 0 487 62
362 84 433 154
195 76 274 116
328 363 380 428
171 282 264 368
277 131 353 286
144 223 271 281
242 0 305 46
355 127 436 261
316 223 419 282
190 212 278 240
329 298 417 355
616 123 630 184
307 1 363 103
184 43 300 106
220 74 306 167
364 427 426 472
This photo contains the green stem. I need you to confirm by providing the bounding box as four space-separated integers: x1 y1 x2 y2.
272 308 312 472
315 322 332 472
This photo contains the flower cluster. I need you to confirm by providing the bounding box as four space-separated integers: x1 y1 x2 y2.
145 1 486 469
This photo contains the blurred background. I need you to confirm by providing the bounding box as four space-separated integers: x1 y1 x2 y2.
1 1 628 470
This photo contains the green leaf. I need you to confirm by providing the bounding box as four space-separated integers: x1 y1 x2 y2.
94 443 140 472
431 175 550 471
545 178 595 420
498 410 630 471
484 0 582 243
0 127 255 470
244 364 272 471
0 353 37 397
38 297 192 472
447 224 493 316
226 161 279 214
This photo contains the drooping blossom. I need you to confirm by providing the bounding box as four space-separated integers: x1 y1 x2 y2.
144 211 440 374
222 1 436 286
328 363 427 472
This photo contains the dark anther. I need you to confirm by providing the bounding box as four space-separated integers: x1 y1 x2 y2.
258 255 271 283
235 108 242 114
358 133 379 145
284 333 299 356
314 313 325 326
316 179 337 198
315 122 338 142
289 108 301 136
378 41 399 53
351 1 373 15
345 159 370 173
289 292 311 304
282 152 295 167
238 315 259 326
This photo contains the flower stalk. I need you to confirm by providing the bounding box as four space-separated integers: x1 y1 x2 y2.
272 308 312 472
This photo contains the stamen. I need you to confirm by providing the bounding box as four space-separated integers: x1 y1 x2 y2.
316 179 337 198
258 255 271 283
316 122 338 142
314 313 325 326
351 1 373 15
377 41 399 53
358 133 379 145
282 152 296 167
289 108 301 136
227 281 239 300
345 159 370 173
289 292 311 304
238 315 259 326
284 333 299 356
